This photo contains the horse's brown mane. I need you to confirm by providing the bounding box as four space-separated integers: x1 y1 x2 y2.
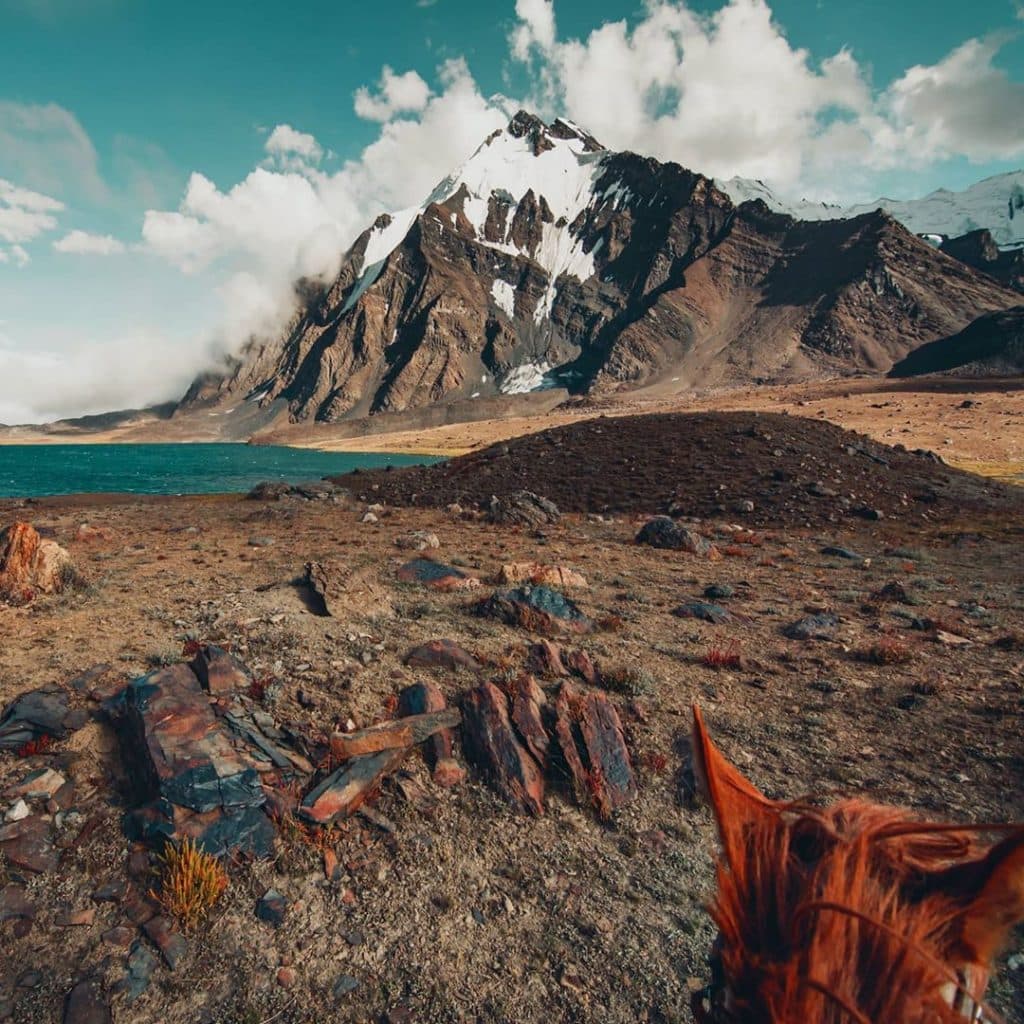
692 706 1024 1023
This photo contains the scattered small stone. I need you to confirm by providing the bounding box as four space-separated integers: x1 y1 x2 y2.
143 915 187 970
807 482 837 498
56 906 95 927
343 929 364 946
0 814 58 873
395 531 440 552
122 941 158 1003
17 969 43 988
852 506 884 520
276 967 297 988
821 546 862 561
255 889 288 929
783 614 839 641
703 584 735 600
333 975 360 1000
403 639 480 672
101 926 135 948
0 885 35 923
4 800 29 823
672 601 732 624
360 511 379 525
247 536 275 548
11 767 66 800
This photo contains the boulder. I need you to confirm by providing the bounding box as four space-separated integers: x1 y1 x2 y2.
496 563 588 589
636 517 717 557
0 522 76 600
475 585 591 636
112 663 274 857
487 491 560 528
0 686 86 751
783 613 840 641
397 558 480 592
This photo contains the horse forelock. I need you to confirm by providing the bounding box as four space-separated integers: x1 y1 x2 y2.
709 797 1006 1023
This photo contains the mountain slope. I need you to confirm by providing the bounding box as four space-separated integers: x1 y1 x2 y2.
179 113 1019 426
890 306 1024 378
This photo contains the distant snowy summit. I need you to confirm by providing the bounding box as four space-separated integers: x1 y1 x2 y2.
722 171 1024 249
177 111 1020 429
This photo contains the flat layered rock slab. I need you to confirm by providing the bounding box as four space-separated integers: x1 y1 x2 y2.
301 746 411 825
461 683 545 816
0 687 86 750
397 558 480 592
403 639 481 672
0 815 58 873
552 684 637 820
113 663 272 856
329 708 461 762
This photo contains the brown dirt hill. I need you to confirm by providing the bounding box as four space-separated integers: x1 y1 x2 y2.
329 411 1022 527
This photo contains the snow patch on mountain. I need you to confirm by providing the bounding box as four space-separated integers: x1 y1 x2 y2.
491 278 516 318
341 113 609 317
500 360 551 395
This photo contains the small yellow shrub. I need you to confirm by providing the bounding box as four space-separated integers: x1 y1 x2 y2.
150 837 228 931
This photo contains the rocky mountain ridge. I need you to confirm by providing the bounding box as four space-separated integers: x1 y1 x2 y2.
723 169 1024 249
178 112 1020 427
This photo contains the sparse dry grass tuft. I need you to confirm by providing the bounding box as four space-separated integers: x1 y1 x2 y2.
150 837 229 931
858 637 914 665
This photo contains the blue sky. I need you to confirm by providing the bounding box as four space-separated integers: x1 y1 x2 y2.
1 0 1022 422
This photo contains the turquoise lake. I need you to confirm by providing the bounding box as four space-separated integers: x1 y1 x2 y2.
0 444 439 498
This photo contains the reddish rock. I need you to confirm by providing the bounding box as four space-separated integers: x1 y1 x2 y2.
0 521 76 599
143 915 187 970
190 645 252 695
526 640 567 678
0 885 35 922
461 683 545 816
497 563 588 589
431 758 466 788
0 815 58 873
565 649 598 686
397 558 480 592
300 747 410 825
114 663 274 857
277 967 297 988
329 708 461 763
552 683 636 820
403 639 480 672
63 979 112 1024
57 907 96 927
508 675 550 770
101 926 135 948
397 682 458 771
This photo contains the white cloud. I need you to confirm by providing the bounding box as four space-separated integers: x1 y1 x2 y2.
353 66 432 122
0 325 209 424
0 101 107 203
883 37 1024 163
509 0 1024 197
53 229 126 255
0 177 63 264
265 123 323 164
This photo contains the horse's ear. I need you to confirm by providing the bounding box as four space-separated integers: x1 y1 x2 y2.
951 830 1024 965
692 706 775 868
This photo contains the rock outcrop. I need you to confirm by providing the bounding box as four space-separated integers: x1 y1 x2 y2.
890 306 1024 378
0 522 76 601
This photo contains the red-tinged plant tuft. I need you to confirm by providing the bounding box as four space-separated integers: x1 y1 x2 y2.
643 752 669 775
181 639 203 659
16 734 54 757
247 676 271 702
702 641 743 669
